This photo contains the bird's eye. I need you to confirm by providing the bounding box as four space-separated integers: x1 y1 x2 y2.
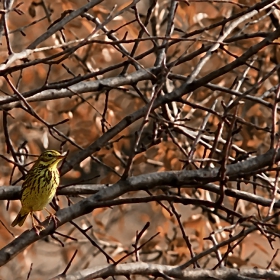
47 153 52 158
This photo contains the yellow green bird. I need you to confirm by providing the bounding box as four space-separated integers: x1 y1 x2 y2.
11 150 65 235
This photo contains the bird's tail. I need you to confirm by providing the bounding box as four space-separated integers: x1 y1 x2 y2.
11 211 29 227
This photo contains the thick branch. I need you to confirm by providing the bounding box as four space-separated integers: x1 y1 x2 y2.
51 262 280 280
0 147 280 266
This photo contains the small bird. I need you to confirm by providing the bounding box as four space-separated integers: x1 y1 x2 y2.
11 150 65 235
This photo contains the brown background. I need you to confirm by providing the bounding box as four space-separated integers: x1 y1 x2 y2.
0 0 279 279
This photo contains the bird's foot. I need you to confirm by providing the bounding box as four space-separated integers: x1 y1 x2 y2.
33 224 44 235
47 213 60 228
43 208 60 229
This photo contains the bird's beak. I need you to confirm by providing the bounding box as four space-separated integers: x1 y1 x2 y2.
57 152 67 159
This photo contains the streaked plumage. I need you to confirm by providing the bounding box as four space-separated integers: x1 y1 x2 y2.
11 150 65 234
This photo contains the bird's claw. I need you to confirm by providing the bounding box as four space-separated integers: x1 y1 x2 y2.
33 224 44 235
47 214 60 228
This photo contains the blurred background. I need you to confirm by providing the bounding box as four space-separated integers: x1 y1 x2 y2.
0 0 280 279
